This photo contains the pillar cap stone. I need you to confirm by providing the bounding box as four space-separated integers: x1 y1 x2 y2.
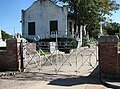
99 35 119 43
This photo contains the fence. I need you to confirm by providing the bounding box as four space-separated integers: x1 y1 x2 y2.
0 37 98 76
22 40 98 75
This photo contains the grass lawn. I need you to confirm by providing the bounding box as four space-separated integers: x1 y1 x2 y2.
38 49 50 55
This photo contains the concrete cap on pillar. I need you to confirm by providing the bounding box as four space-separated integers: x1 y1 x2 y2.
99 35 119 43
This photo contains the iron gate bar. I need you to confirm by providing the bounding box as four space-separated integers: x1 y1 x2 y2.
57 50 78 72
23 41 98 75
77 47 97 63
57 47 97 74
57 52 76 73
77 54 92 72
37 49 58 71
24 50 40 69
57 47 95 72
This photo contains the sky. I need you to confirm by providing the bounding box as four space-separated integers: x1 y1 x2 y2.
0 0 120 35
0 0 36 35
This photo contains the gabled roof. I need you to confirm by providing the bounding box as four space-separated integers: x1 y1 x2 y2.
38 0 66 8
24 0 67 11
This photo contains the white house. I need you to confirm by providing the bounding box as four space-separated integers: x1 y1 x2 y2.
21 0 82 42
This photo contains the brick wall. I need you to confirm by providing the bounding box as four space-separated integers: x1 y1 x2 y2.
99 35 120 78
0 38 21 71
0 37 37 72
118 53 120 75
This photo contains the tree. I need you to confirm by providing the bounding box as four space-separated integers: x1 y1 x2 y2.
54 0 120 38
103 22 120 35
1 30 12 41
57 0 119 25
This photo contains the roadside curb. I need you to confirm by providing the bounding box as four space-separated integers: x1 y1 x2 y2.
0 71 19 77
100 78 120 89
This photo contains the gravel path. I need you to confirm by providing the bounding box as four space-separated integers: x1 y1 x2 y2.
0 72 111 89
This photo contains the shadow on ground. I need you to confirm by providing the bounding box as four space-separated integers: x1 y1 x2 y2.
48 66 100 86
48 76 101 86
0 66 102 87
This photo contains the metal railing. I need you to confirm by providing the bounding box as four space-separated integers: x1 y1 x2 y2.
22 42 98 75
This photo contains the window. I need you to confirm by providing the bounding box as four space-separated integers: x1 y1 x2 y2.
28 22 35 35
50 20 58 34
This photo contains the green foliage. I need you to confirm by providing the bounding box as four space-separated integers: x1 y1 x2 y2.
53 0 120 40
38 50 50 55
56 0 120 26
86 24 98 39
91 29 100 39
82 38 90 46
103 22 120 35
38 37 77 53
58 38 77 49
87 24 108 39
1 30 12 41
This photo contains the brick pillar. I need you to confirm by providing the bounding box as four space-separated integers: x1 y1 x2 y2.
6 38 18 70
6 38 21 71
99 35 119 78
0 38 22 71
118 53 120 74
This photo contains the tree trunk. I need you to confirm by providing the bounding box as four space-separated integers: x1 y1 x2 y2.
83 25 87 37
77 25 83 48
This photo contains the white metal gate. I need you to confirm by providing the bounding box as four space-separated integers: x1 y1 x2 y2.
22 43 98 76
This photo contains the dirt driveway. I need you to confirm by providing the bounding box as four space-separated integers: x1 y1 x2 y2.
0 72 111 89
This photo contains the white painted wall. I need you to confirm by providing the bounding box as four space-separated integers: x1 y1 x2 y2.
22 0 68 40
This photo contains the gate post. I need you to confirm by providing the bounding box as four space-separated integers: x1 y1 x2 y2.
98 35 119 78
20 40 24 72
